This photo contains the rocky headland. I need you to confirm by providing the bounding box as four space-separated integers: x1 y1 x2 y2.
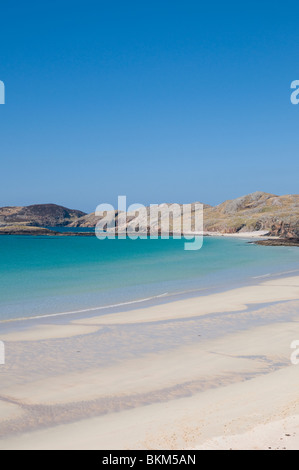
1 192 299 245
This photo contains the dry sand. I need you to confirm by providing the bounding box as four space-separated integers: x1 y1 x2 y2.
195 415 299 450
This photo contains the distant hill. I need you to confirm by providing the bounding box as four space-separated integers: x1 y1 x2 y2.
0 204 86 227
68 192 299 238
1 193 299 238
68 211 110 228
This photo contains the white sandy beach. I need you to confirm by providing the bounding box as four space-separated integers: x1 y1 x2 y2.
0 274 299 450
2 0 299 454
204 230 273 239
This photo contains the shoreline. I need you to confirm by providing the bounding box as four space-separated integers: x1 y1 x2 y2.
2 264 299 328
0 272 299 449
0 228 275 238
3 228 297 247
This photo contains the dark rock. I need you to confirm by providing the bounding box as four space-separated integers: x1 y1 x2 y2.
254 238 299 247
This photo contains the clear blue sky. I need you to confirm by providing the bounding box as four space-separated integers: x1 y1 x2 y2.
0 1 299 213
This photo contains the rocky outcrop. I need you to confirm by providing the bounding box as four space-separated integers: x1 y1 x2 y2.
0 225 95 236
0 226 58 236
0 204 86 227
254 238 299 247
204 192 299 237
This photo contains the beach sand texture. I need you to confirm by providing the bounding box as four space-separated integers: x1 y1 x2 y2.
0 275 299 449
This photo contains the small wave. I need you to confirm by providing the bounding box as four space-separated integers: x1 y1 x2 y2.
0 293 170 324
252 273 272 279
0 285 217 325
252 269 299 280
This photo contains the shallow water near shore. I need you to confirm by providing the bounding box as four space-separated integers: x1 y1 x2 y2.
1 234 299 322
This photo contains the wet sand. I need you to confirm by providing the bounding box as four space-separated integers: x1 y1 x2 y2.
0 275 299 449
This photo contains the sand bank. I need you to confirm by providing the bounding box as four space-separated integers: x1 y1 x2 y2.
73 276 299 325
0 275 299 449
0 324 101 342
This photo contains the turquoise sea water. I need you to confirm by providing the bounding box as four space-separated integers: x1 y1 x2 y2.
0 234 299 322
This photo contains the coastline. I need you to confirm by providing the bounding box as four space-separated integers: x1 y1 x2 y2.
3 228 296 247
0 228 274 239
0 272 299 449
